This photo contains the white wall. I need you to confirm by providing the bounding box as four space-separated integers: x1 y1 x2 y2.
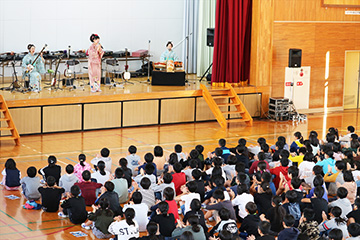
0 0 185 74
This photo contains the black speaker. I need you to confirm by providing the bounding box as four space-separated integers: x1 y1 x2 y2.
289 49 302 67
207 28 215 47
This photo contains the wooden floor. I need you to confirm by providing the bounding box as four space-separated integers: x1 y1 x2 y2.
0 109 359 239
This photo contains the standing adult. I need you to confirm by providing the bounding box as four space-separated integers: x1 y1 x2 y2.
88 34 103 92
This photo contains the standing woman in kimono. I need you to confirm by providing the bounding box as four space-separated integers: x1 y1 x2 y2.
88 34 104 92
22 44 45 92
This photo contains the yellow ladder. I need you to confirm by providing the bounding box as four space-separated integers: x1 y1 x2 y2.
0 95 20 145
200 83 253 128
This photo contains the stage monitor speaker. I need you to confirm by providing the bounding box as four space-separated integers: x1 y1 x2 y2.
207 28 215 47
289 49 302 67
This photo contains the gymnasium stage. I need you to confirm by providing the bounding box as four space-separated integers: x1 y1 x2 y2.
0 75 270 136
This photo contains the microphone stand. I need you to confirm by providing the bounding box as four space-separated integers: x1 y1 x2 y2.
147 40 151 83
173 32 193 84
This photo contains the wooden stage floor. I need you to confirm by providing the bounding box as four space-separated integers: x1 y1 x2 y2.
0 109 359 239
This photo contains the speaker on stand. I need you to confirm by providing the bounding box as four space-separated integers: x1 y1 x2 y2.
199 28 215 82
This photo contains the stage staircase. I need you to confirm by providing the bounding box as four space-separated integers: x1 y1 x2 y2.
200 83 253 128
0 95 20 145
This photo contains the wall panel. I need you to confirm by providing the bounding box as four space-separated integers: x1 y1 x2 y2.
84 102 121 130
43 105 82 132
161 98 195 124
123 100 158 127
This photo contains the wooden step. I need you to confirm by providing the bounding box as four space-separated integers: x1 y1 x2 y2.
217 103 240 107
221 110 245 115
212 95 236 100
0 118 9 121
0 136 18 141
227 118 252 123
0 127 14 131
209 88 230 91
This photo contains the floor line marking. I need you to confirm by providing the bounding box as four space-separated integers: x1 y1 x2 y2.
0 209 32 231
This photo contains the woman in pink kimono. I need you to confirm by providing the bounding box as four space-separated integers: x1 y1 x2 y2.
88 34 104 92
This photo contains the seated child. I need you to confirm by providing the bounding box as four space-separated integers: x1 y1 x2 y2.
138 177 155 210
319 206 349 239
150 201 176 238
108 208 139 240
111 168 129 204
328 187 352 218
192 169 205 202
137 153 157 176
38 176 65 212
175 180 201 215
91 147 112 173
38 155 61 185
91 161 110 185
119 158 132 188
247 221 275 240
298 208 320 240
58 185 87 224
172 162 186 195
1 158 21 190
126 145 141 176
175 144 187 161
20 166 41 200
153 172 175 200
123 191 149 232
277 214 300 240
209 208 238 237
81 198 113 239
301 186 328 224
282 190 301 227
239 202 260 238
59 164 78 194
172 215 206 240
205 189 236 221
74 154 91 182
183 199 207 232
347 223 360 240
95 181 122 216
134 163 156 188
328 228 343 240
347 198 360 224
75 170 102 206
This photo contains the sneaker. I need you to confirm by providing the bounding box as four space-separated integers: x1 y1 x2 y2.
81 223 91 230
91 90 96 93
208 216 214 222
97 89 102 92
58 212 68 218
178 208 182 215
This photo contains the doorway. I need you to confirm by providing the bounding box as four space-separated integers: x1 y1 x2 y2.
344 51 360 109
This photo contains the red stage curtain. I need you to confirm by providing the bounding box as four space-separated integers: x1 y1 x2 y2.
211 0 252 86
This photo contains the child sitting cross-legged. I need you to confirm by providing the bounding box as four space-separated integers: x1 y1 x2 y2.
81 198 114 239
150 201 176 239
58 185 87 224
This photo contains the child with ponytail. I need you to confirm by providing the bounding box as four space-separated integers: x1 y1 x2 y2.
74 154 91 182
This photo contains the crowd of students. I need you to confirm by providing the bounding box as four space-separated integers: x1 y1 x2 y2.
1 125 360 240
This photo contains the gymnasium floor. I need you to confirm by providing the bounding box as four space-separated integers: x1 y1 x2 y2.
0 109 359 239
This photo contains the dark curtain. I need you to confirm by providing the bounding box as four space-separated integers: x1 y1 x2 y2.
211 0 252 86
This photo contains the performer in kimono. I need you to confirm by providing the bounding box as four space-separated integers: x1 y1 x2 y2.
22 44 46 92
88 34 104 92
160 41 179 62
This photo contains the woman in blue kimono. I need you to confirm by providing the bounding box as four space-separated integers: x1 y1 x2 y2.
22 44 45 92
160 41 179 62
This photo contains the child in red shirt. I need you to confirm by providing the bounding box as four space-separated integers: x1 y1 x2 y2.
172 162 186 195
